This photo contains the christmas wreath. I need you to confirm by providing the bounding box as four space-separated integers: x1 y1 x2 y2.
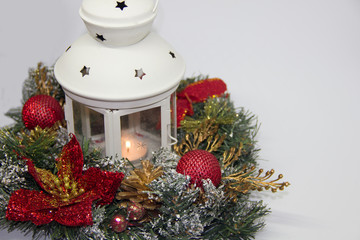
0 63 289 239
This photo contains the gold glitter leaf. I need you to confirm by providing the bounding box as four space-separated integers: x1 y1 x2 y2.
223 165 290 200
34 63 57 98
222 143 243 168
174 119 225 156
19 126 58 146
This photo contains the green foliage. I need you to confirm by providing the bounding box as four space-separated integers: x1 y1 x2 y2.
22 63 64 103
177 79 260 167
4 107 24 132
121 165 269 240
202 200 269 240
0 72 272 240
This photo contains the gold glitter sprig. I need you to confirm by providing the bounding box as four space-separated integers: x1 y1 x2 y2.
180 98 237 132
222 143 243 168
19 126 57 146
174 119 226 156
34 63 56 96
223 165 290 199
33 62 64 107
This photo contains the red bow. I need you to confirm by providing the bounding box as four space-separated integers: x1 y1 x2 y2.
6 135 124 226
176 78 227 127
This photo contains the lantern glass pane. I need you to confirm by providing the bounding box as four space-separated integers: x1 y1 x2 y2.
170 92 177 143
120 107 161 162
73 101 105 154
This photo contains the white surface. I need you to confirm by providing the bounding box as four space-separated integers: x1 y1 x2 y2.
1 0 360 239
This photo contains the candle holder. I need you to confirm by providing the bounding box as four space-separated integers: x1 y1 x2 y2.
54 0 185 165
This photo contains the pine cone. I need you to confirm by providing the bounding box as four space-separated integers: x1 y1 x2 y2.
116 160 163 210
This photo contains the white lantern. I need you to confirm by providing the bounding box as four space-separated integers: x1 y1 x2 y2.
54 0 185 164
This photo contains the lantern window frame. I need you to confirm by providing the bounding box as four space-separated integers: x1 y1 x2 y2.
64 93 177 160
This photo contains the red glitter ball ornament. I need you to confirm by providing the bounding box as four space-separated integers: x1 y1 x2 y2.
127 202 145 221
110 214 128 233
176 149 222 189
22 95 64 130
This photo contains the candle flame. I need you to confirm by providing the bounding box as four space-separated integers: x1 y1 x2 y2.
126 141 131 152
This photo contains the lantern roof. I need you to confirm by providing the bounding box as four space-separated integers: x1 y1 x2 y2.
79 0 159 46
54 0 185 109
80 0 158 28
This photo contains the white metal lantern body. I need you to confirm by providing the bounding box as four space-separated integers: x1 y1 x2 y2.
54 0 185 163
65 93 177 162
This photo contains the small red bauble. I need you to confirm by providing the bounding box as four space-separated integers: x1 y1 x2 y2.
110 214 128 233
127 202 145 221
176 149 222 189
22 95 64 130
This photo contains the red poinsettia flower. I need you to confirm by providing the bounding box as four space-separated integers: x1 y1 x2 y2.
6 135 124 226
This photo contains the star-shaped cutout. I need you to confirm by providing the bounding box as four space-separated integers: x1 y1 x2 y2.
135 68 146 80
80 66 90 77
116 1 128 10
96 34 106 42
169 51 176 58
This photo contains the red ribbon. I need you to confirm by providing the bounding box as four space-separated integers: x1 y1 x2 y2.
176 78 227 127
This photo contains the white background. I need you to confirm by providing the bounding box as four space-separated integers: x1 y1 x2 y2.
1 0 360 239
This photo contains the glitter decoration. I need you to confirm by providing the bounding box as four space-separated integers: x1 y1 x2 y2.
174 119 225 157
6 135 124 226
127 202 145 221
0 143 27 190
147 170 203 237
152 148 180 172
82 206 107 239
83 155 125 172
176 149 222 189
223 166 290 199
176 78 227 126
110 214 128 233
176 98 193 127
177 78 227 102
22 95 64 130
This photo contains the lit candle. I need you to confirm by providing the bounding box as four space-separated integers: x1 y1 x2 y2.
121 134 147 162
126 141 131 153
